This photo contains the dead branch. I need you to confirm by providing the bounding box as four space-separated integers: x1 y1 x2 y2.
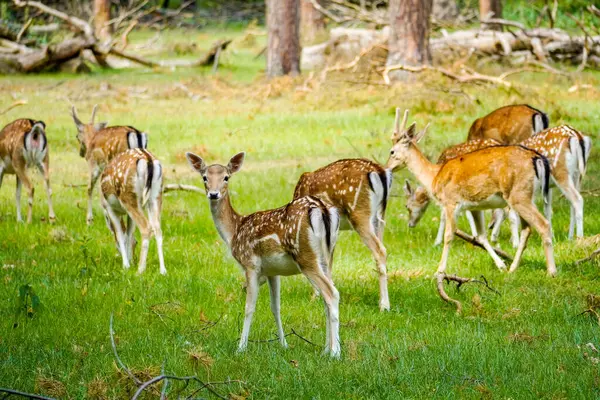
132 376 244 400
0 99 27 115
163 184 204 194
0 388 55 400
576 248 600 265
13 0 94 39
16 18 33 43
455 230 513 261
436 273 500 314
110 313 142 386
577 308 600 326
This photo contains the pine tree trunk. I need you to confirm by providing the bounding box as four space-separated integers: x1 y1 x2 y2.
266 0 301 77
386 0 433 80
301 0 326 44
480 0 503 31
94 0 112 41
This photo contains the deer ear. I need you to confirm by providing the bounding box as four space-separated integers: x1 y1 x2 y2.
95 122 108 131
186 152 206 173
228 152 245 174
403 179 413 196
405 122 417 140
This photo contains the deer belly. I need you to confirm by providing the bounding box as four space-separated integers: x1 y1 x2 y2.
259 253 300 276
106 194 127 215
462 194 507 210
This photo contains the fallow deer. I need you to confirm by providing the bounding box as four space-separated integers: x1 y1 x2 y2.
71 105 148 225
100 148 165 275
0 119 55 223
467 104 549 144
293 159 392 311
387 109 556 283
403 138 500 245
186 151 342 357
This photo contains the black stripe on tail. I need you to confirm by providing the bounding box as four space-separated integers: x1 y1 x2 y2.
139 149 154 191
379 170 389 212
532 154 550 201
308 196 332 252
525 105 549 130
580 138 588 169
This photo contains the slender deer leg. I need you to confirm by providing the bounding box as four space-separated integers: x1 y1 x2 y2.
544 188 554 239
472 210 506 270
15 169 34 224
303 267 340 358
87 167 101 225
434 209 446 246
352 216 389 311
508 209 521 249
103 200 129 268
15 177 22 222
490 208 504 244
508 219 531 274
268 276 288 348
37 160 55 222
125 216 136 263
148 200 166 275
465 210 478 237
510 199 556 276
570 176 582 239
437 206 457 275
0 166 4 190
238 270 260 352
554 172 584 239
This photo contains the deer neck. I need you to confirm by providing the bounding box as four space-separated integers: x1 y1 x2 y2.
209 192 241 247
406 144 440 195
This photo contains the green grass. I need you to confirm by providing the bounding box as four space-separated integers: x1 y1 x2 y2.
1 27 600 399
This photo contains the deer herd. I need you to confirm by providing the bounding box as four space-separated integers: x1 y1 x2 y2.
0 103 593 358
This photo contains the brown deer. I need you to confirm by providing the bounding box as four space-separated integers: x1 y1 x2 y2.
186 151 342 357
0 119 55 223
467 104 549 144
100 148 165 275
387 109 556 283
293 159 392 311
71 105 148 225
403 138 500 245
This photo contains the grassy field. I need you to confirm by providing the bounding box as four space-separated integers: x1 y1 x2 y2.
1 25 600 399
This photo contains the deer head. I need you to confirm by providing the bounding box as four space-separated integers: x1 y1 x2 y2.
71 105 108 157
186 152 245 200
386 108 429 172
403 179 431 228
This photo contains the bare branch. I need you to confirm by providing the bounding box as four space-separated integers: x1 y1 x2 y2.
13 0 94 39
0 99 27 115
163 184 204 194
110 313 141 386
436 273 500 314
455 230 513 261
132 376 244 400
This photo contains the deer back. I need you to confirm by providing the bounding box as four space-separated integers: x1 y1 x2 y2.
87 126 148 167
437 138 500 164
467 105 549 144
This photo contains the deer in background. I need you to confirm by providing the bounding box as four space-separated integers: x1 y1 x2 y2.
467 104 549 144
403 138 500 245
71 105 148 225
293 159 392 311
387 109 555 286
0 119 56 223
186 151 342 357
100 148 165 275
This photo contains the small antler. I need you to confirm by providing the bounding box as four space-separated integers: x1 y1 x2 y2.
90 104 98 124
391 108 409 141
71 106 83 127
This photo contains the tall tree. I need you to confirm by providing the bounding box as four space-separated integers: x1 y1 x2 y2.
266 0 301 77
94 0 112 41
386 0 433 80
480 0 503 31
301 0 326 43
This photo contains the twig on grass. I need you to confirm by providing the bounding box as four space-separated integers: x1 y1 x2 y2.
0 388 55 400
110 313 142 386
248 329 316 346
436 273 500 314
455 230 513 261
0 100 27 116
163 184 204 194
576 308 600 326
576 248 600 265
131 376 244 400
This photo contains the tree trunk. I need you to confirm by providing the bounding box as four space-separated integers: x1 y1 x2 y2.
266 0 301 77
386 0 433 80
480 0 503 31
94 0 112 41
301 0 326 44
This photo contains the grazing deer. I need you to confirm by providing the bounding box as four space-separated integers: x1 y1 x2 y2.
293 159 392 311
71 105 148 225
467 104 549 144
387 109 556 279
0 119 55 223
100 148 165 275
186 151 342 357
403 138 500 245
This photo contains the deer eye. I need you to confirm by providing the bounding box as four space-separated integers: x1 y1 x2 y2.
390 150 395 155
224 176 229 182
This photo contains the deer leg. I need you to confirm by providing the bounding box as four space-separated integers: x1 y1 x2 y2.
125 216 136 264
102 200 129 269
543 188 554 239
437 206 457 276
302 267 340 358
267 276 288 348
560 179 584 239
510 200 556 276
37 161 55 222
434 209 446 246
147 199 166 275
352 217 389 312
0 165 4 190
490 208 504 244
465 210 478 237
472 210 506 270
508 209 521 249
15 169 33 224
238 270 260 352
508 218 531 274
87 167 101 225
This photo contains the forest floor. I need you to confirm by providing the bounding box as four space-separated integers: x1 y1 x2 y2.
1 25 600 399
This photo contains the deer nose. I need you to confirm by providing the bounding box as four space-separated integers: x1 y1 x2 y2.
208 192 220 200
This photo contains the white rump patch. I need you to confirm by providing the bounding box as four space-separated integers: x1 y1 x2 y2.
150 159 162 204
533 114 544 133
140 133 148 149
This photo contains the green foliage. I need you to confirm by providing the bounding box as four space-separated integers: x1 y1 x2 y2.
15 284 42 322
